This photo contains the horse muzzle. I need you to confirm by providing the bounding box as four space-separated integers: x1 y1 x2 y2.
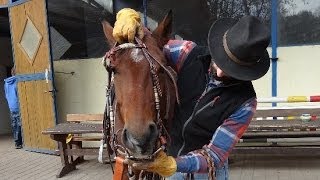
122 122 159 157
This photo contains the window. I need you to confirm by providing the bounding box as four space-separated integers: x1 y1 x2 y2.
278 0 320 46
147 0 271 45
206 0 271 45
47 0 114 60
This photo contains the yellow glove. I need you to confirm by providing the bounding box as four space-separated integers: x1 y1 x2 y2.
113 8 144 43
131 150 177 177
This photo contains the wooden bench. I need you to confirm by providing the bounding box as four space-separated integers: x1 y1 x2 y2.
42 114 112 178
233 106 320 155
66 113 104 146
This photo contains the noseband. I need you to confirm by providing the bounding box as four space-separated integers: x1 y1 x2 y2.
102 37 179 178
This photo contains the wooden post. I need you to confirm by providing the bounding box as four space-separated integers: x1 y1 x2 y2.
50 134 76 178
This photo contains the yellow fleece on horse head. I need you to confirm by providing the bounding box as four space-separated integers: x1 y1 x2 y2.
113 8 144 43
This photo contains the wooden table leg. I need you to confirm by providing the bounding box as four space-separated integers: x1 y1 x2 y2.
71 141 85 165
51 134 76 178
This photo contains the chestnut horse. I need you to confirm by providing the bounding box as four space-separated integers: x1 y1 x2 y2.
102 11 178 179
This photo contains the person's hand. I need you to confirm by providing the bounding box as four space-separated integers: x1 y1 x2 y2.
130 150 177 177
113 8 144 43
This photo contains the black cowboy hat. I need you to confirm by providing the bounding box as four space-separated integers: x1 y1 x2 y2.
208 15 271 81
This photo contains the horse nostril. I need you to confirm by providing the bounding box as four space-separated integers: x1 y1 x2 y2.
122 128 135 150
149 123 158 138
122 128 129 143
149 123 157 134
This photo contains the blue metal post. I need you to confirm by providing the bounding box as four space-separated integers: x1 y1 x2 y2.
143 0 148 27
271 0 278 107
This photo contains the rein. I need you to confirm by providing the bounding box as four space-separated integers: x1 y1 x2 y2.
102 37 179 179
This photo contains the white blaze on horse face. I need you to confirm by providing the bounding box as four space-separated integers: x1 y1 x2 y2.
130 48 144 62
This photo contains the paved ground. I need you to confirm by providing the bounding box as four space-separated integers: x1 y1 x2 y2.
229 154 320 180
0 135 112 180
1 135 320 180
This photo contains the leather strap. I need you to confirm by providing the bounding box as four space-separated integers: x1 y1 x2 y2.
113 157 125 180
193 147 216 180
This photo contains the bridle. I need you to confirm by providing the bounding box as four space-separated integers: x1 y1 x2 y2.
102 37 179 179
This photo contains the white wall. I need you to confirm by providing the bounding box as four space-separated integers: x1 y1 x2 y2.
253 45 320 107
277 45 320 96
252 48 272 99
53 58 107 123
53 45 320 116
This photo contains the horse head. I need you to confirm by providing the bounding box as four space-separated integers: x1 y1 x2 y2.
102 11 178 159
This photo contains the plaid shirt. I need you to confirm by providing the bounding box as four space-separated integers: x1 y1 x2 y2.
164 40 257 173
163 40 196 72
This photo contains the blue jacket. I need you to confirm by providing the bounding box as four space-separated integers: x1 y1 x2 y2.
4 76 20 112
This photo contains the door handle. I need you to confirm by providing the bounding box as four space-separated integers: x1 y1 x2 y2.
44 90 54 93
44 89 58 93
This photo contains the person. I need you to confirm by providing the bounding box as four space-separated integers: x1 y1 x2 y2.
112 8 271 180
4 67 23 149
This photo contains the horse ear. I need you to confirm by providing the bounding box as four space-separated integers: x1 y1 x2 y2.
152 10 173 48
101 20 116 46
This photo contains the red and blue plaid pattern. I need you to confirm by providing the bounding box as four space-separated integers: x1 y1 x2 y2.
163 40 196 72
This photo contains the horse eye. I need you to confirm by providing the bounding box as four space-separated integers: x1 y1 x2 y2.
113 66 120 74
116 49 126 56
113 69 118 74
106 65 117 74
